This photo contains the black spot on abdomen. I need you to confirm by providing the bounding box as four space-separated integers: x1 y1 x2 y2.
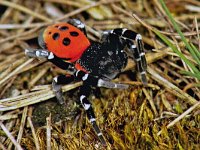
52 33 60 40
62 37 71 46
70 31 79 36
59 26 69 31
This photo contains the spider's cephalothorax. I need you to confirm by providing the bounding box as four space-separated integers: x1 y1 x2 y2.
25 19 147 146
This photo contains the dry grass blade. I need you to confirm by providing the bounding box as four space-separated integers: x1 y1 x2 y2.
0 142 7 150
15 107 28 150
27 117 40 150
0 114 18 120
46 114 51 150
143 88 158 116
56 0 122 21
0 0 51 22
157 101 200 136
148 67 199 105
0 59 34 86
0 121 23 150
0 0 199 149
0 82 82 111
0 27 40 44
132 13 200 36
125 50 169 71
0 22 48 29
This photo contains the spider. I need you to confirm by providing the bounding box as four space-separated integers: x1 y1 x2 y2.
25 18 147 146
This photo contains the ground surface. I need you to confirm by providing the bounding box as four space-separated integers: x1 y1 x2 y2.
0 0 200 150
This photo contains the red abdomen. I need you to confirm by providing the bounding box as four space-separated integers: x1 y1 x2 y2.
42 22 90 62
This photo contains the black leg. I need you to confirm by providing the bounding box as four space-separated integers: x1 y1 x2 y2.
92 87 102 99
134 34 147 84
129 42 147 84
113 29 147 71
52 75 75 104
101 28 148 84
67 19 87 36
79 84 106 146
74 70 130 145
53 70 128 145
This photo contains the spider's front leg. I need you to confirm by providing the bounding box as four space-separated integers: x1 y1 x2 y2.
127 34 147 84
67 18 87 36
25 48 76 104
102 29 148 84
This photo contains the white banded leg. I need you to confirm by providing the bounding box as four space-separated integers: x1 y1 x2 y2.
110 28 147 84
25 48 50 58
129 40 147 84
79 85 106 145
97 79 129 89
25 48 75 71
135 34 147 84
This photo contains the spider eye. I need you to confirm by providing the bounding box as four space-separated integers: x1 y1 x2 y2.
62 37 71 46
52 33 60 40
70 31 79 36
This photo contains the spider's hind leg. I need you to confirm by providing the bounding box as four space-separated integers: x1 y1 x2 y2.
79 84 107 146
52 75 75 104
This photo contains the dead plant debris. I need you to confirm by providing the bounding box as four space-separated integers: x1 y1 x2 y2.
0 0 199 149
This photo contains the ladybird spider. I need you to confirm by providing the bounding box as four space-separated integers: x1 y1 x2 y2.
25 19 147 146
